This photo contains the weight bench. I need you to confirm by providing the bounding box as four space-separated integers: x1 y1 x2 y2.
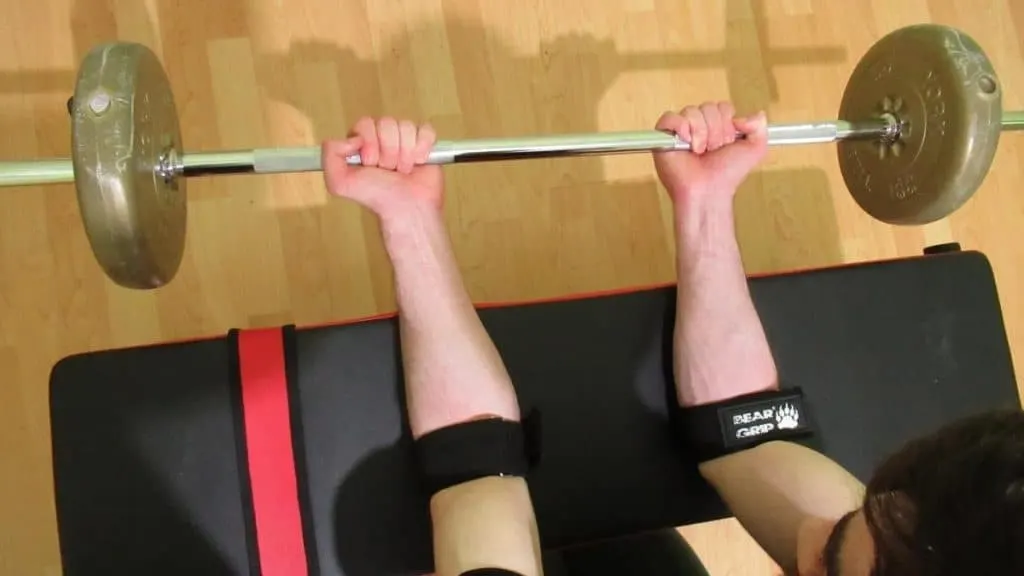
49 248 1020 575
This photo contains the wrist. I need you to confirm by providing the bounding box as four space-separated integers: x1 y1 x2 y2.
671 186 736 219
672 190 738 262
379 203 445 245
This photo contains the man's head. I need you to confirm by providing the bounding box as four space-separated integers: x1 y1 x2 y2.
797 408 1024 575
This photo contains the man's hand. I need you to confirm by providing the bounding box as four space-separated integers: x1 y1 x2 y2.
322 117 443 221
653 102 768 199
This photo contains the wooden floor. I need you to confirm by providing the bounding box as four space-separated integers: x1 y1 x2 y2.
2 0 1023 572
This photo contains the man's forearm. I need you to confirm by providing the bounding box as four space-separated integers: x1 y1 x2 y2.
381 205 540 576
381 206 521 438
672 191 777 407
672 189 864 573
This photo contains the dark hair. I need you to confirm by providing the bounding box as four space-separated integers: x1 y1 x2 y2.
862 408 1024 575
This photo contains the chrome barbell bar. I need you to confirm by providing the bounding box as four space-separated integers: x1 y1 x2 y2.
2 113 1024 188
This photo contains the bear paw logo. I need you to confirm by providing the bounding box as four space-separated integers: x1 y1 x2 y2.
776 404 800 430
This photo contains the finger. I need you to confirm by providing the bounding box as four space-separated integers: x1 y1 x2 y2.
414 123 437 164
682 106 706 154
327 136 363 159
353 117 379 167
397 120 417 174
700 102 724 151
337 135 364 168
718 101 737 145
734 110 769 144
321 138 360 194
655 110 679 132
655 110 692 146
377 117 400 170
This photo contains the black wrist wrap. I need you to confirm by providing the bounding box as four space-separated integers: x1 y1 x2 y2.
676 388 813 463
415 409 542 497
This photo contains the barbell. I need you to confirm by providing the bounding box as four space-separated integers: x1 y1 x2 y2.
1 24 1021 290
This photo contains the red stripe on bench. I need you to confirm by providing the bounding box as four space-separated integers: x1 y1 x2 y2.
238 328 308 576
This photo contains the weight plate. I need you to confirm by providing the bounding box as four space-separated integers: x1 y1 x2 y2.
837 25 1002 225
72 43 185 289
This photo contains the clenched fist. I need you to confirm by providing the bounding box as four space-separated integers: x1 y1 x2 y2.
653 102 768 202
322 117 443 221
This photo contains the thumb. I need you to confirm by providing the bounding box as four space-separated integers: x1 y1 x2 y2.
322 137 362 194
712 111 767 175
734 111 768 146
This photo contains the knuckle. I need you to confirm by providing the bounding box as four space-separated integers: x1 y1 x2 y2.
354 118 375 138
